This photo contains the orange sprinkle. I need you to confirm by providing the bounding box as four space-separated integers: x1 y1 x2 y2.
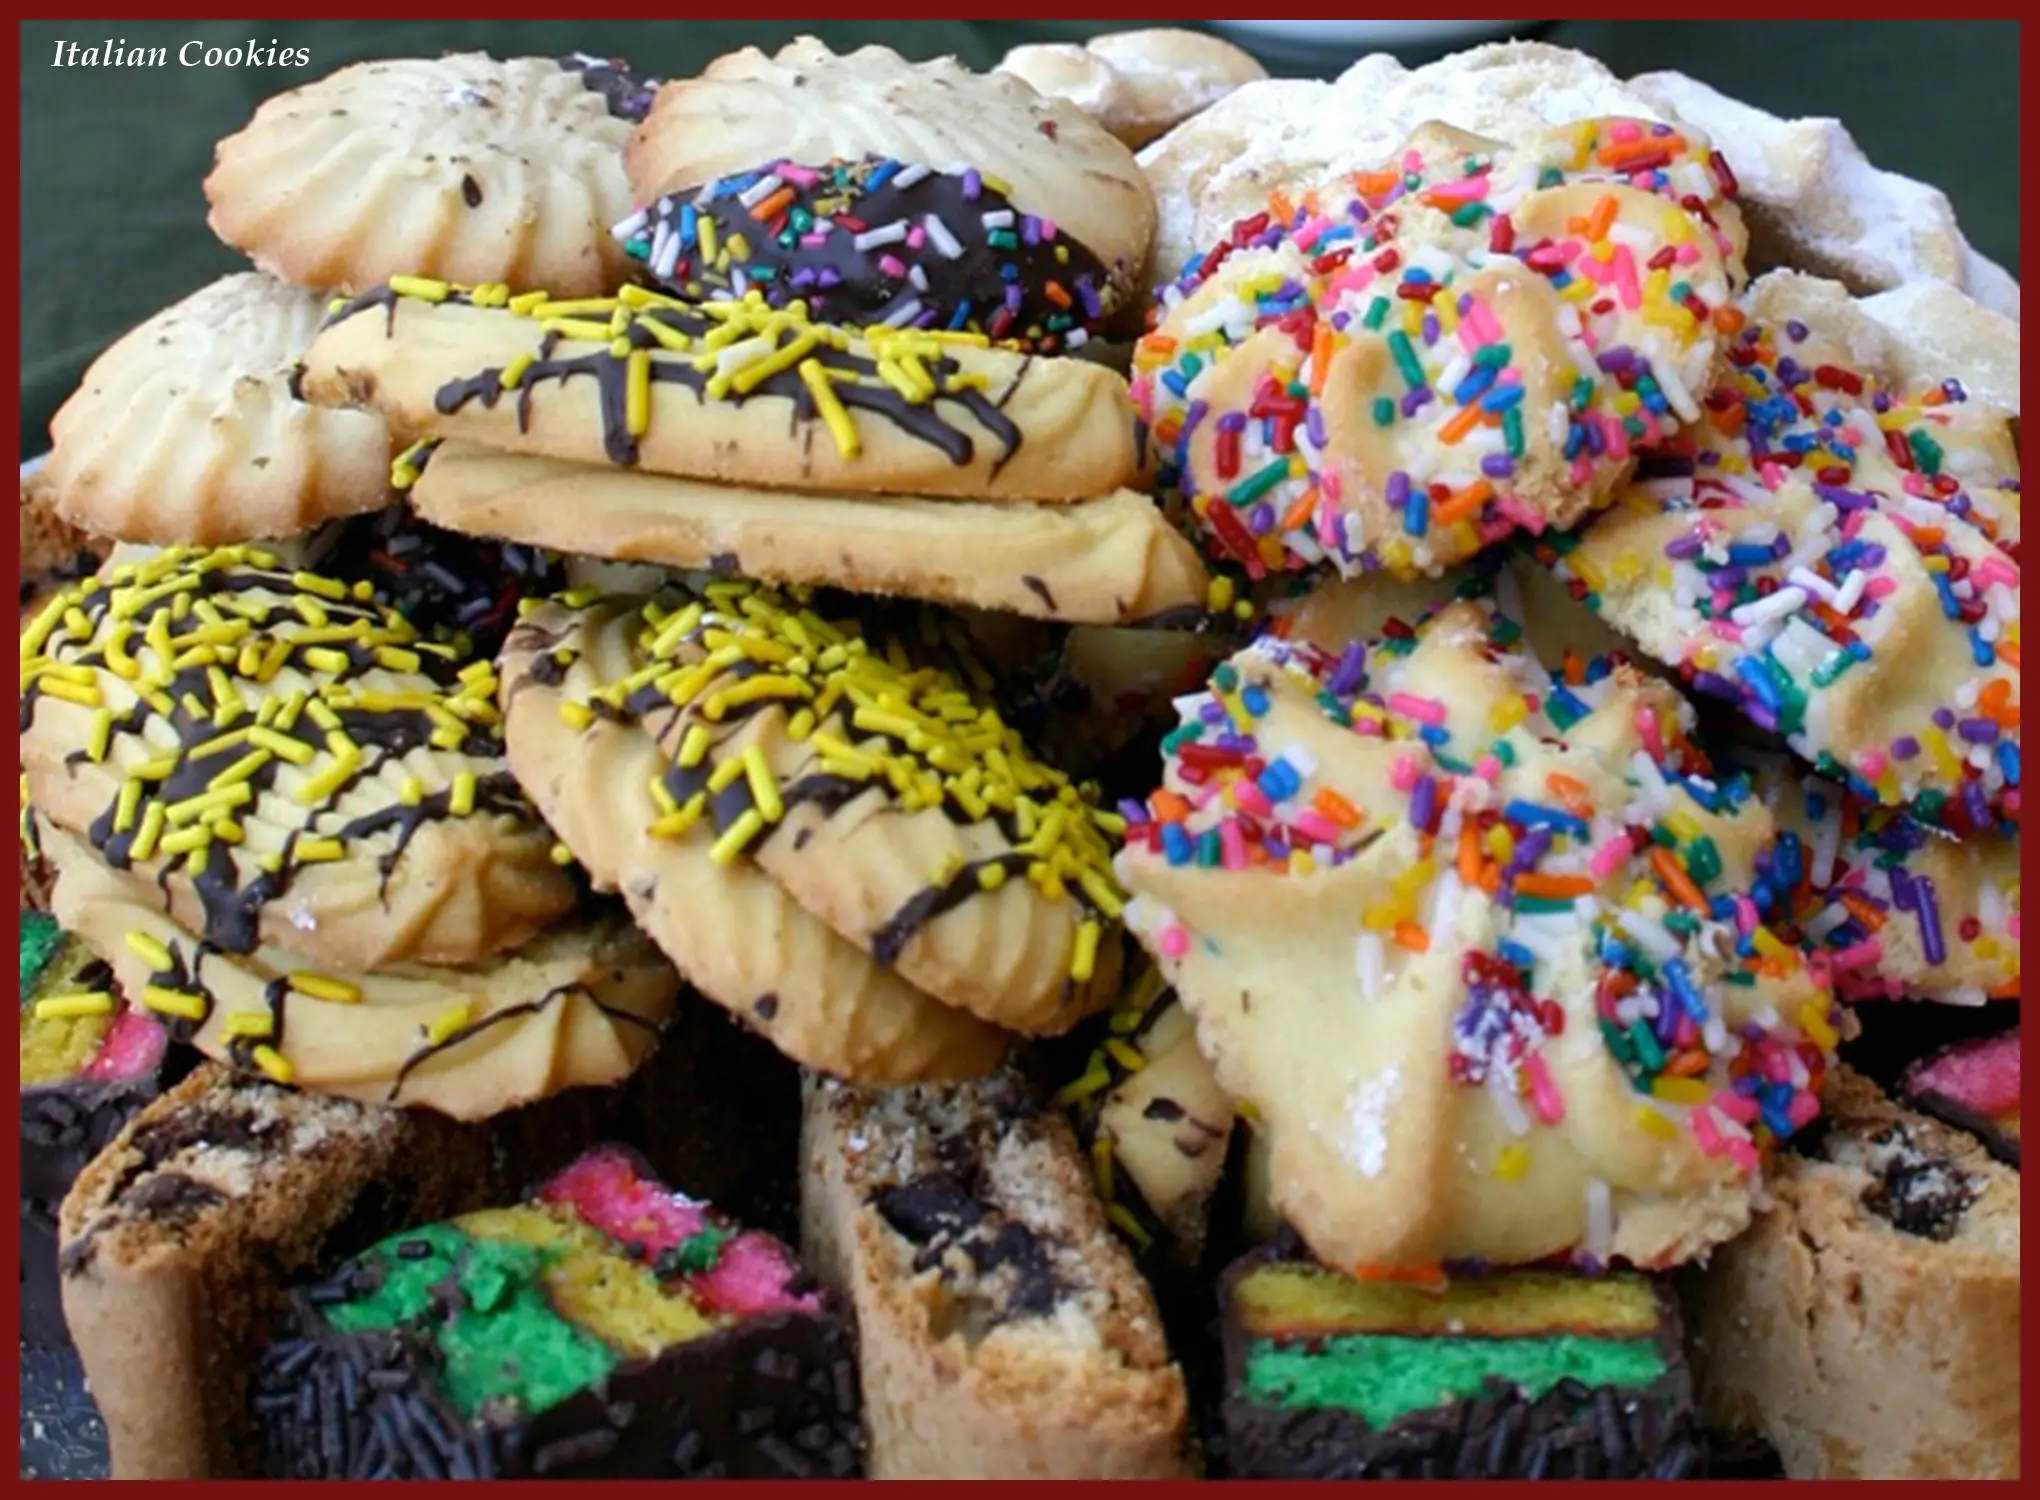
1392 920 1430 953
1650 846 1710 912
1512 872 1596 900
1996 641 2020 668
1350 1261 1448 1290
1708 402 1748 437
1598 132 1688 168
1839 798 1861 844
1313 787 1362 829
1712 304 1746 335
1142 334 1179 357
1457 823 1484 886
1150 790 1192 824
1301 188 1322 217
1043 281 1074 310
751 186 796 223
1545 772 1593 819
1837 891 1888 932
1438 404 1484 445
1990 978 2021 999
1309 325 1336 395
1268 189 1295 226
1978 677 2019 727
1352 169 1401 199
1282 486 1321 532
1432 480 1493 527
1584 193 1620 242
1662 1049 1711 1078
1604 971 1638 1000
1907 526 1946 551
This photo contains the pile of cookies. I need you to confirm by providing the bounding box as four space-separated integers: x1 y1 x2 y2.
19 28 2020 1482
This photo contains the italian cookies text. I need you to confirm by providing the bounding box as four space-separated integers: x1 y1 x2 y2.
50 38 311 68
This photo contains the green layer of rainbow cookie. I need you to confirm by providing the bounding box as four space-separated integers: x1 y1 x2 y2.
20 910 165 1089
306 1145 823 1420
1233 1261 1668 1430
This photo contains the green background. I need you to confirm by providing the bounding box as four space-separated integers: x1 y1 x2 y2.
18 19 2020 455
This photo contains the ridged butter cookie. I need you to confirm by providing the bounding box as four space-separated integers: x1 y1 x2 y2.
499 595 1007 1085
20 546 576 971
404 440 1207 625
296 282 1141 502
45 826 674 1121
205 54 638 298
46 274 392 546
624 37 1156 338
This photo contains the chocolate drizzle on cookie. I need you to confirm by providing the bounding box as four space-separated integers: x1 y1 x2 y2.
385 979 661 1102
616 155 1113 352
323 280 1030 475
21 547 555 983
557 51 661 123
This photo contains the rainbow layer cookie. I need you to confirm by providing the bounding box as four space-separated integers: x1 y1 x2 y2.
250 1144 860 1478
1900 1027 2019 1169
19 909 170 1346
1221 1248 1698 1479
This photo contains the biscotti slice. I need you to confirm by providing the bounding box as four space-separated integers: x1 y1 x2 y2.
1899 1026 2019 1168
1682 1064 2019 1478
799 1065 1193 1478
56 1063 622 1478
1220 1247 1701 1479
19 909 174 1347
251 1142 861 1478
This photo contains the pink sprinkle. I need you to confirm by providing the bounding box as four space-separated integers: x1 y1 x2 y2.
1600 414 1630 462
1574 249 1612 284
1568 456 1594 487
1291 809 1340 846
1972 555 2019 590
1428 175 1491 203
1294 216 1333 251
1608 119 1642 142
904 226 926 250
799 231 832 248
1674 1016 1699 1051
1673 242 1701 265
1864 576 1900 601
1039 217 1058 240
877 253 908 279
1690 1106 1727 1156
1830 938 1883 972
1589 836 1631 879
1726 1137 1760 1173
1524 1053 1565 1124
1464 299 1506 345
1757 460 1790 490
1712 1090 1759 1125
1786 1090 1822 1130
1402 148 1423 172
1232 780 1274 818
1612 245 1642 309
1635 706 1665 760
777 163 821 187
1159 924 1190 959
1388 753 1422 791
1858 749 1888 779
1326 267 1376 299
1494 496 1546 533
1474 755 1503 783
1733 894 1759 935
1387 692 1448 725
1220 818 1249 870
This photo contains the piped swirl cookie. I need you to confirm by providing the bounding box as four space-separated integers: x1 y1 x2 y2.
19 546 576 971
1134 118 1745 580
205 53 639 297
46 274 393 546
1116 598 1837 1272
505 578 1128 1034
623 37 1157 336
296 282 1140 502
1529 292 2021 832
499 594 1009 1084
44 826 674 1121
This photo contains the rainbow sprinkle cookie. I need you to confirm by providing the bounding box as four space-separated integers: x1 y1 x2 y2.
509 578 1126 1035
20 909 171 1347
1221 1249 1698 1479
251 1143 860 1478
1133 118 1745 581
19 545 576 972
1117 597 1835 1273
617 155 1114 352
1749 764 2019 1004
1533 311 2021 832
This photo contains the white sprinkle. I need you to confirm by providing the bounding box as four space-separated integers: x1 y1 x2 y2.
1282 744 1318 779
921 214 965 260
610 209 649 242
1831 569 1869 614
1803 902 1852 942
1355 932 1385 1003
979 209 1016 229
1345 1067 1401 1178
1615 908 1681 965
1787 567 1838 604
1729 585 1808 627
880 297 924 328
908 265 930 294
1489 1070 1531 1137
1654 355 1701 424
891 162 931 190
1066 328 1089 350
737 173 784 209
1939 984 1989 1007
852 221 910 252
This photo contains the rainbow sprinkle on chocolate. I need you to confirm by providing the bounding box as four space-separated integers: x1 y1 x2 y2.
616 155 1113 351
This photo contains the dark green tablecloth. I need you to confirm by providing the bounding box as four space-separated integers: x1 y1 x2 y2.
19 19 2019 455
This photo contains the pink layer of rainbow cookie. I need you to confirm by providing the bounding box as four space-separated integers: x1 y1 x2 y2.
78 1005 169 1082
538 1144 823 1318
1903 1028 2020 1117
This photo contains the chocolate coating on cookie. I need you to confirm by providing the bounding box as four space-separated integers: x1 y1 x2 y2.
558 51 662 123
617 155 1115 352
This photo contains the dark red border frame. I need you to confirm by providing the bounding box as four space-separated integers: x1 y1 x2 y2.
6 4 2029 1489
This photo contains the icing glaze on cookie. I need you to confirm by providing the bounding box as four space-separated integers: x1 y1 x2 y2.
19 545 574 970
1134 118 1744 580
1118 598 1834 1270
324 280 1028 472
1532 315 2020 831
617 155 1114 352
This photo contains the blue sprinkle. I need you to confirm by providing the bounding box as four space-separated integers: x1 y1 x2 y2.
1241 685 1270 717
1162 824 1193 866
1404 488 1430 537
1503 800 1589 840
1998 739 2020 786
1480 382 1525 413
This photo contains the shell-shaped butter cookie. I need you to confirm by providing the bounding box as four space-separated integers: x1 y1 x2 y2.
1117 598 1837 1272
499 594 1008 1084
205 54 637 297
20 546 577 972
623 37 1157 335
47 274 392 546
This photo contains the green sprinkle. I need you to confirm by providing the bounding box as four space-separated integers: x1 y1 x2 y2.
1490 739 1517 767
1197 830 1223 868
1627 1019 1666 1075
1473 343 1511 370
1362 296 1391 331
1450 202 1490 228
1386 331 1426 391
1502 406 1524 458
1910 431 1945 476
656 1223 736 1278
1229 459 1291 505
1685 837 1722 887
1570 376 1596 412
987 229 1019 251
1538 166 1564 187
1372 397 1397 426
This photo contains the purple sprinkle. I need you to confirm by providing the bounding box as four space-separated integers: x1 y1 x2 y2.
1914 875 1946 965
1855 544 1887 567
1021 215 1041 248
1943 378 1968 403
1409 773 1438 830
1217 412 1248 434
1890 736 1921 760
1457 291 1475 316
1745 704 1780 734
1480 454 1516 479
1422 313 1440 344
1690 670 1740 703
1199 701 1226 726
1004 284 1024 313
1785 319 1810 342
1888 866 1917 911
1664 533 1706 560
1330 309 1352 331
1401 387 1434 418
1654 998 1681 1044
1386 471 1411 509
817 267 843 288
1813 483 1873 513
1305 406 1327 448
1328 642 1368 697
1958 717 2000 744
1076 278 1102 319
1932 707 1956 730
1118 798 1148 825
1963 780 1989 827
1247 503 1276 537
961 168 982 200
